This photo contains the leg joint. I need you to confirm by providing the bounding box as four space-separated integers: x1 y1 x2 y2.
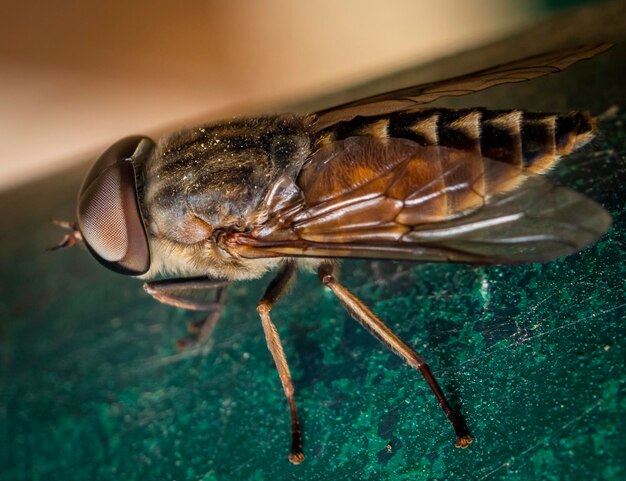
317 261 335 284
257 299 272 315
284 384 295 398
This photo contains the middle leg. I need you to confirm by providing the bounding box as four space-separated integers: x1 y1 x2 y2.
256 261 304 464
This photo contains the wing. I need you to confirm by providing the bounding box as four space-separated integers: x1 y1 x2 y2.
226 137 611 264
311 43 612 131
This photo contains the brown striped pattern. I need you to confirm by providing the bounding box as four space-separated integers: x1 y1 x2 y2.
316 108 596 176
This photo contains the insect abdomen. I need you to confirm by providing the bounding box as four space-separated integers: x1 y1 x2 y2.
311 108 596 222
317 108 596 175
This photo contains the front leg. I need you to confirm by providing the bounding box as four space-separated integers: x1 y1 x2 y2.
144 277 229 349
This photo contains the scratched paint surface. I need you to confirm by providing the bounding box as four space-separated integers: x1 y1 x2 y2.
1 19 626 481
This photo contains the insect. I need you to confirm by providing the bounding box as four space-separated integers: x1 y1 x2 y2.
53 44 612 464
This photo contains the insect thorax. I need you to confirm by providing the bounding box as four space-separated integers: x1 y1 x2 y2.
142 114 310 240
137 114 311 279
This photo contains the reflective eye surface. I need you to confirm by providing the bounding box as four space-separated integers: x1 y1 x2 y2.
77 136 155 275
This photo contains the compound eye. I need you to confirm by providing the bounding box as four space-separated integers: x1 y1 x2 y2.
77 136 155 275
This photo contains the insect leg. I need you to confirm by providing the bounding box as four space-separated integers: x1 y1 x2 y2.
144 277 228 349
256 261 304 464
317 261 473 449
144 277 228 310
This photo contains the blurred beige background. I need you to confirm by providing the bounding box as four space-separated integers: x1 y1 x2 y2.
0 1 555 191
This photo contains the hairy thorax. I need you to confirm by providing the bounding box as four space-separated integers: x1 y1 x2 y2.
137 114 312 280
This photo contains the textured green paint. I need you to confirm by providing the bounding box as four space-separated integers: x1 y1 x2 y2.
1 6 625 481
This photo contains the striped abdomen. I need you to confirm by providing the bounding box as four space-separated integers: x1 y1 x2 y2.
315 108 596 175
308 108 596 224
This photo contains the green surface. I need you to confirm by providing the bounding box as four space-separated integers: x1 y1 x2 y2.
2 5 626 481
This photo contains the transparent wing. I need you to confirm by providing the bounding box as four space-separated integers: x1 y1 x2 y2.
227 138 611 264
312 44 612 131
